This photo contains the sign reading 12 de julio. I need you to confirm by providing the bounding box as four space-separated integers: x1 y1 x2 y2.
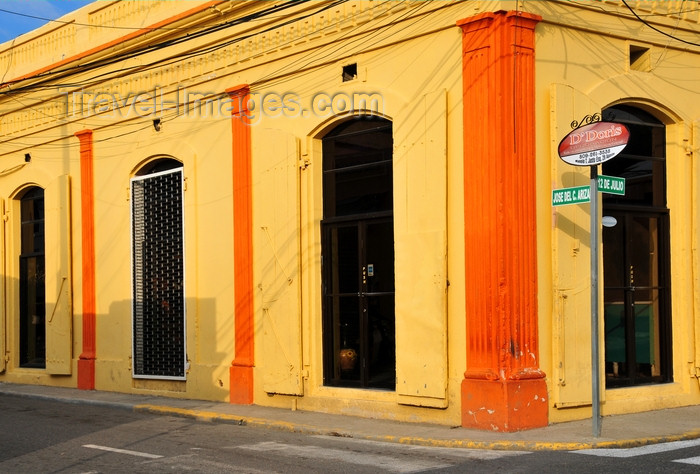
558 121 630 166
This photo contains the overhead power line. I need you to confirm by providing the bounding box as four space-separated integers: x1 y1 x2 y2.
0 0 322 92
621 0 700 48
0 7 181 31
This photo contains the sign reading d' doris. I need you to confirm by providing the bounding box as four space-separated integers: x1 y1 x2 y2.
558 121 630 166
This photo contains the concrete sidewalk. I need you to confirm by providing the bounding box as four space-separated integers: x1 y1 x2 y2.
1 382 699 451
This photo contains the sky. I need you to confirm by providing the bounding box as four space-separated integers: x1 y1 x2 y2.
0 0 94 43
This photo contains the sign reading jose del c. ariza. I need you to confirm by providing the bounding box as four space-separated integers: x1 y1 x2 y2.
552 185 590 206
558 121 630 166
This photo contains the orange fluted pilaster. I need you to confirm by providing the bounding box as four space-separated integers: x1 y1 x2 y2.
75 129 96 390
226 85 254 404
457 11 547 431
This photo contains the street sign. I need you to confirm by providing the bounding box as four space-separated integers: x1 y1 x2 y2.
552 176 625 207
597 175 625 195
552 185 591 206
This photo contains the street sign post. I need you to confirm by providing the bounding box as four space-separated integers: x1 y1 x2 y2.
556 116 630 438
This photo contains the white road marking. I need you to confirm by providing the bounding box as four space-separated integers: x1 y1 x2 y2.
237 441 451 473
674 456 700 465
312 435 532 460
156 454 270 472
82 444 163 459
572 439 700 458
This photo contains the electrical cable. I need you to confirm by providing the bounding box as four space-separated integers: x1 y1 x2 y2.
0 1 341 132
50 0 350 94
0 0 440 155
0 7 182 31
0 0 376 120
654 0 687 68
621 0 700 47
250 0 430 93
7 0 414 122
1 0 319 92
0 0 352 127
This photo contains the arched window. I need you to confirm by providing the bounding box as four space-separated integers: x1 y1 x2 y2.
131 158 186 379
602 105 672 387
19 187 45 368
321 117 395 389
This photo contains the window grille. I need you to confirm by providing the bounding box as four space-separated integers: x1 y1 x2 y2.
131 168 186 379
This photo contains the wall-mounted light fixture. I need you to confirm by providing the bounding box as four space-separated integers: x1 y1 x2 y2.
153 118 162 132
24 153 31 162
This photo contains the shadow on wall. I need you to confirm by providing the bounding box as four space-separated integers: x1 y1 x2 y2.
97 297 232 400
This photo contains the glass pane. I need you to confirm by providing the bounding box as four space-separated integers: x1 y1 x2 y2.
333 147 391 171
326 162 393 216
633 289 660 377
19 255 45 367
335 296 360 383
604 300 626 364
628 216 658 290
322 118 393 218
327 226 358 294
603 213 625 288
366 294 395 389
602 156 654 206
602 105 664 158
365 220 395 294
21 221 45 254
20 193 44 221
601 106 665 207
323 119 392 172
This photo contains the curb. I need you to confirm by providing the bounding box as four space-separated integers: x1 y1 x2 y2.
0 387 137 411
133 403 700 452
3 385 700 452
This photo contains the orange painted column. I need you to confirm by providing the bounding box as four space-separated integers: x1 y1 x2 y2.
457 11 547 431
75 129 96 390
226 85 254 404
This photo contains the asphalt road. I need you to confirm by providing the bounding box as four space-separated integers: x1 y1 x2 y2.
1 395 700 473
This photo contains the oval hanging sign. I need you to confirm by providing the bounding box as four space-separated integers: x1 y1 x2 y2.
558 121 630 166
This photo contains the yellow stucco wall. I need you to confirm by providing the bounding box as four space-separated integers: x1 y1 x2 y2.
1 0 700 427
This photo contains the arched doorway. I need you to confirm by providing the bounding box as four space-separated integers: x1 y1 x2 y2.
602 105 672 388
321 117 395 389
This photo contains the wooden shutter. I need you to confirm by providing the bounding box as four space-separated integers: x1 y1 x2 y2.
255 129 303 395
44 174 73 375
394 90 448 407
693 121 700 378
550 84 604 407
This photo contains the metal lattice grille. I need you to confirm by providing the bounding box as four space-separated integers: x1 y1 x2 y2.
132 169 185 378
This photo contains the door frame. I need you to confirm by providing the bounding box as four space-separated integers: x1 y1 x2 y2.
603 206 672 387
